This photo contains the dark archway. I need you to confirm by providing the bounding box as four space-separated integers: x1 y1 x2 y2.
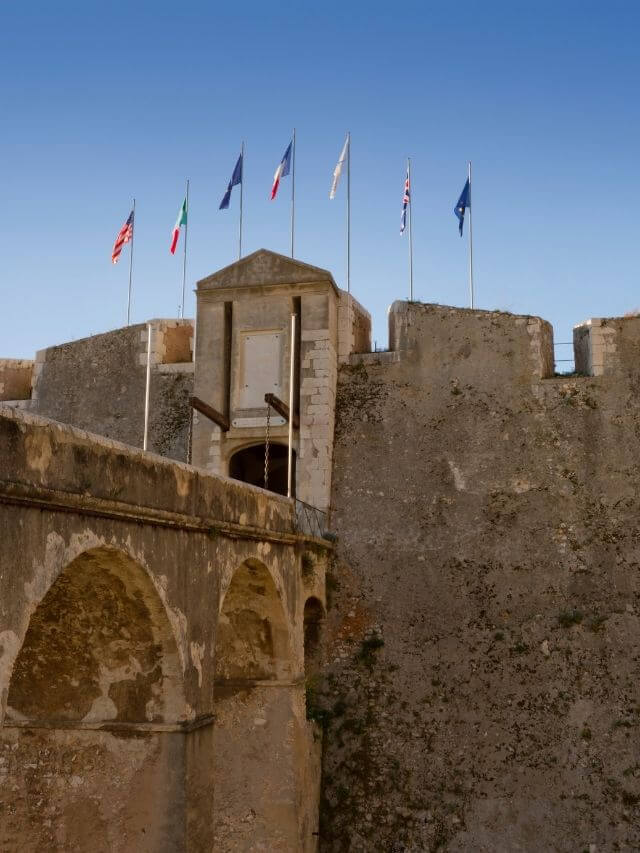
303 597 325 679
228 443 296 497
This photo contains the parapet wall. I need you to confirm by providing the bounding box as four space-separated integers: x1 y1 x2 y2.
337 292 371 365
0 358 33 402
573 314 640 376
321 301 640 851
388 300 555 381
28 320 194 461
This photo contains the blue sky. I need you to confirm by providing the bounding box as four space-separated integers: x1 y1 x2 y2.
2 1 638 367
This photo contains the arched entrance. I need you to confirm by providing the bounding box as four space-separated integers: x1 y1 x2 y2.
213 559 313 850
303 597 325 680
3 547 187 851
228 442 296 496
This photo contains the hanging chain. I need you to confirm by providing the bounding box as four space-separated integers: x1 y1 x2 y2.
187 409 194 465
264 404 271 490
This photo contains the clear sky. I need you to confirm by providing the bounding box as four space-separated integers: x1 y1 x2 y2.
2 0 638 368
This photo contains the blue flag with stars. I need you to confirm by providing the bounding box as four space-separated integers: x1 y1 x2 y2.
219 152 243 210
454 178 470 236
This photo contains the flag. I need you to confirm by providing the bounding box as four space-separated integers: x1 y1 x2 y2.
111 210 134 264
219 152 243 210
170 197 187 254
400 167 410 234
454 179 470 236
329 134 349 199
270 140 292 200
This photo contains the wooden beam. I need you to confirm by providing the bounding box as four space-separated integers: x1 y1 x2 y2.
190 396 230 432
264 393 299 429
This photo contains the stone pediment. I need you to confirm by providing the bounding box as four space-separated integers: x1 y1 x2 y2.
198 249 337 293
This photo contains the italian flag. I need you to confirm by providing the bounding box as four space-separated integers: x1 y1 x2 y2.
170 197 187 254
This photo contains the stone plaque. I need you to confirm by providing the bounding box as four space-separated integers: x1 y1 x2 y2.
238 331 283 409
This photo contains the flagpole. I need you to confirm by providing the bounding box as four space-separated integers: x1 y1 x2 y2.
408 158 413 301
468 160 474 309
287 313 296 498
181 178 189 319
127 197 135 325
239 142 244 260
290 128 296 258
347 131 351 294
143 322 152 451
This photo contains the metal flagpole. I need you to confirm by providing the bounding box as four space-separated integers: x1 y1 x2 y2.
408 158 413 301
143 322 152 451
290 128 296 258
287 313 296 498
239 142 244 260
468 160 474 309
181 179 189 319
127 198 135 325
347 132 351 294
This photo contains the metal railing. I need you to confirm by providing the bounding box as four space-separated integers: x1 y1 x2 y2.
554 341 575 373
294 499 328 539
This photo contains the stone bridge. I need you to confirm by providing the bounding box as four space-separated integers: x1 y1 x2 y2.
0 406 328 852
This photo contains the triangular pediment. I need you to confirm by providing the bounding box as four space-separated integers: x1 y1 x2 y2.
198 249 337 292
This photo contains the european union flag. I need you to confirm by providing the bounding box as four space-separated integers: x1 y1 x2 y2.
219 152 243 210
454 178 470 236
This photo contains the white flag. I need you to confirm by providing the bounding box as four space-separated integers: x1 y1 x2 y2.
329 134 349 200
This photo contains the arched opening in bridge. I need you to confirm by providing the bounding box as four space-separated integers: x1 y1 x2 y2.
4 547 187 849
213 558 306 849
7 546 184 724
228 442 296 497
303 597 325 680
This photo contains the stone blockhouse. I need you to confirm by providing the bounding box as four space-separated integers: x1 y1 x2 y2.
2 249 640 851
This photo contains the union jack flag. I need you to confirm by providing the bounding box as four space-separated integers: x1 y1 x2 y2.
400 168 410 234
111 210 134 264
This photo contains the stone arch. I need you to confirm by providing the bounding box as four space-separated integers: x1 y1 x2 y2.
213 558 307 849
6 546 186 725
228 441 296 497
303 596 325 679
215 557 294 684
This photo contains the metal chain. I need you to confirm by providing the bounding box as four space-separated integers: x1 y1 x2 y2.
264 405 271 490
187 409 194 465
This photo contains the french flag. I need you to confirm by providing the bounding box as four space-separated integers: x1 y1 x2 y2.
270 140 293 200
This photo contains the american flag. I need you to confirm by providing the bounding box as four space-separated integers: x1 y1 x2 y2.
400 168 410 234
111 210 134 264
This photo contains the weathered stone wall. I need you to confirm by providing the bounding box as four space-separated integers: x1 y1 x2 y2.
0 358 33 401
320 303 640 851
0 406 327 851
337 293 371 365
29 321 193 461
574 314 640 377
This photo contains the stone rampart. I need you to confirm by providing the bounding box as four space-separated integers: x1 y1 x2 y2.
0 358 33 402
320 301 640 851
28 320 193 461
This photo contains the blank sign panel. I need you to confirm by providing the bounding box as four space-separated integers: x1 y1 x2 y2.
238 331 283 410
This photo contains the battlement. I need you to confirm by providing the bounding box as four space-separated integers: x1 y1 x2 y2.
573 314 640 376
386 300 555 382
0 358 34 402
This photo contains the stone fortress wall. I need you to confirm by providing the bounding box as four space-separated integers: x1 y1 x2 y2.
320 302 640 851
0 320 195 462
3 247 640 851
